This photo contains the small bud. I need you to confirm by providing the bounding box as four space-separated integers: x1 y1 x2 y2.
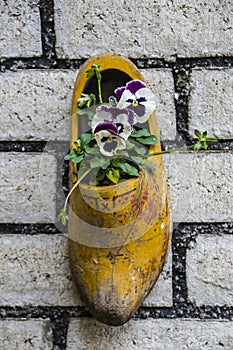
78 94 92 107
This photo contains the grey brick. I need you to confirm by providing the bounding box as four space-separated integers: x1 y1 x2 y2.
187 234 233 306
142 69 176 141
0 319 52 350
0 0 42 58
0 70 75 141
54 0 233 59
0 234 171 307
163 151 233 223
67 318 233 350
189 69 233 139
0 234 81 306
0 153 57 223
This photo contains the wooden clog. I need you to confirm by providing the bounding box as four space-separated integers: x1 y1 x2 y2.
68 53 171 326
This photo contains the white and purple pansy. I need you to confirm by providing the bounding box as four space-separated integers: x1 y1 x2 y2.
115 80 156 124
92 105 135 156
93 123 126 156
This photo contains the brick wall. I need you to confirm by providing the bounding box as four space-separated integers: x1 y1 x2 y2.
0 0 232 349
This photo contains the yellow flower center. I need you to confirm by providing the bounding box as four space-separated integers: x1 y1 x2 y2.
132 100 138 107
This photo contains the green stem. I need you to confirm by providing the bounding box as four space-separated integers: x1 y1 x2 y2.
63 168 92 212
145 144 194 158
97 73 103 104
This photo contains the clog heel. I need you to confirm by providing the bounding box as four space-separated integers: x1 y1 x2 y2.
68 53 171 326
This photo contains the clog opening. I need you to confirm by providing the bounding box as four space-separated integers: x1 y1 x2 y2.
83 68 132 103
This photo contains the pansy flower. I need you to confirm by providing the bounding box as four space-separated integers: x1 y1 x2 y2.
115 80 156 123
92 105 135 156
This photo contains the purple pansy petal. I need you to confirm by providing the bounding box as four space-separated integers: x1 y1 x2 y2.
128 104 146 118
94 122 119 135
125 108 135 127
114 80 146 102
114 86 126 102
92 106 113 132
125 80 146 95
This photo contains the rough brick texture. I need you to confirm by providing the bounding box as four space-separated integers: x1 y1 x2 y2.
143 69 176 141
0 0 42 58
0 319 52 350
189 68 233 139
0 234 80 306
0 70 75 141
187 234 233 306
67 318 233 349
0 234 172 307
0 153 57 223
54 0 233 59
0 69 175 141
163 151 233 223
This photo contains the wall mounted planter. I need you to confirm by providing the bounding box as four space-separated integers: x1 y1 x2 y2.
68 53 172 326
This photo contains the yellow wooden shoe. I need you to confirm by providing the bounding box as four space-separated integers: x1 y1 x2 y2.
68 53 172 326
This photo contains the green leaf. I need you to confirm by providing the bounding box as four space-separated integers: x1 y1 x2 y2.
194 129 202 138
83 144 99 154
90 157 110 169
70 154 84 163
86 67 95 78
96 168 106 182
64 149 84 163
203 141 208 150
134 146 147 155
111 159 139 177
125 139 135 150
90 157 102 168
206 137 218 142
80 133 93 146
86 64 101 79
74 155 84 163
106 168 120 184
131 156 144 164
115 150 130 158
194 142 202 151
64 149 76 160
194 130 218 150
64 154 71 160
131 129 151 138
110 159 122 168
101 159 111 169
136 135 158 145
120 163 139 177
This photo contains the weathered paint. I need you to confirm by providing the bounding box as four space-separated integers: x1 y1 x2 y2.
68 53 171 326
